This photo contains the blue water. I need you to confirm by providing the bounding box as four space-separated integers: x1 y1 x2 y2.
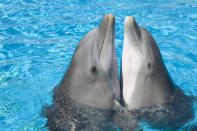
0 0 197 130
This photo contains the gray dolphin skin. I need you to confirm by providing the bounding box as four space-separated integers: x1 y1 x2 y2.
58 14 120 109
121 16 174 110
43 15 194 130
43 14 120 130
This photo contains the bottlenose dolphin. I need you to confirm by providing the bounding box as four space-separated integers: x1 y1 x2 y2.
121 16 175 110
120 16 193 130
43 14 120 130
58 14 120 108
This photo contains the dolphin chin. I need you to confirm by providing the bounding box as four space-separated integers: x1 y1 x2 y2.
121 16 174 110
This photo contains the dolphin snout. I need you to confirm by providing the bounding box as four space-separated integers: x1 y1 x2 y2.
99 14 114 35
98 14 115 74
124 16 141 41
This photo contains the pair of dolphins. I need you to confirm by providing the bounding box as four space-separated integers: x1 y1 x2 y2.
59 13 174 110
43 14 193 130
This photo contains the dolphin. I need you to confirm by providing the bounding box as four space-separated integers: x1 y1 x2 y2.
120 16 194 130
58 14 120 109
43 14 121 130
121 16 175 110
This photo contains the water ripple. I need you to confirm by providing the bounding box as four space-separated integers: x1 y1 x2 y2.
0 0 197 130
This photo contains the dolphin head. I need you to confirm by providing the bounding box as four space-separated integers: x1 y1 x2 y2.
123 16 162 73
60 14 120 109
121 16 174 109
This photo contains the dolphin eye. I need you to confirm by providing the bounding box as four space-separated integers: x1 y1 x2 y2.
148 63 151 69
91 66 97 74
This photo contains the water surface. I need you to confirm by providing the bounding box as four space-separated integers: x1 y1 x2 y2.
0 0 197 130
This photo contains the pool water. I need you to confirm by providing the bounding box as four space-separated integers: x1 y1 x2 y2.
0 0 197 130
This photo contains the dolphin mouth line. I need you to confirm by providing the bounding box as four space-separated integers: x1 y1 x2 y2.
129 17 143 53
90 14 114 71
99 16 110 59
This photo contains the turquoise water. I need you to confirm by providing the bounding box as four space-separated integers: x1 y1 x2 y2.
0 0 197 130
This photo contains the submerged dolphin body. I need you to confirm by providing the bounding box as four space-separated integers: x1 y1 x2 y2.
43 14 121 130
120 16 193 130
